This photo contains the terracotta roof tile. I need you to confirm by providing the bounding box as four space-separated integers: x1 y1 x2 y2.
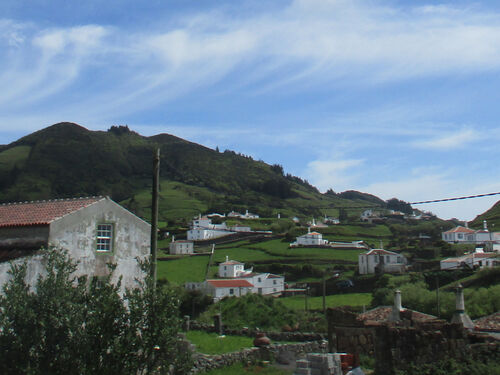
0 197 104 228
444 226 475 234
207 279 254 288
474 311 500 332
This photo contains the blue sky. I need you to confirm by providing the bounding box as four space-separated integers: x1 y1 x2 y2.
1 0 499 221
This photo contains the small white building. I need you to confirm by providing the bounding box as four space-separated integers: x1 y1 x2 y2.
230 224 252 232
169 239 194 255
187 228 232 241
290 229 329 247
242 210 259 219
239 273 285 295
185 279 254 302
442 222 498 244
440 252 500 270
442 226 476 243
358 249 407 275
191 215 228 231
218 257 247 278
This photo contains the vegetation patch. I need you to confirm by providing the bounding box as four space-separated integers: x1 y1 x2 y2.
158 256 209 284
279 293 373 310
185 330 254 354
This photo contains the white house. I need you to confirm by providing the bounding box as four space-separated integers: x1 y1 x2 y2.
238 272 285 295
218 257 248 278
290 228 329 247
191 215 228 231
358 249 407 275
242 210 259 219
0 196 150 294
440 252 500 270
442 222 498 244
185 279 254 301
169 239 194 255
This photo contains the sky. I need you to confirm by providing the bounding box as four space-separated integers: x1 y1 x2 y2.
0 0 499 221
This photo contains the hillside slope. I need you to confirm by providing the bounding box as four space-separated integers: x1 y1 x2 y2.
0 123 382 223
470 200 500 229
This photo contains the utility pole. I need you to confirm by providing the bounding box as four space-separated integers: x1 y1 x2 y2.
151 148 160 285
322 272 326 314
436 275 440 318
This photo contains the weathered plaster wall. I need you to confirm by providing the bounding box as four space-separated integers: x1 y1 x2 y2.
49 198 150 292
0 253 46 291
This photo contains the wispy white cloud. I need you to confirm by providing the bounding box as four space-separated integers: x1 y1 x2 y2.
412 128 482 150
305 158 365 192
2 1 500 118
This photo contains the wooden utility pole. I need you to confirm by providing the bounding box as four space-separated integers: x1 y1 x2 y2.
322 273 326 314
151 148 160 284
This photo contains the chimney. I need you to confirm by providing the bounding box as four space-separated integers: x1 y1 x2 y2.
308 227 311 234
450 284 474 329
465 221 469 229
226 255 229 262
388 289 402 322
483 220 488 231
172 235 175 242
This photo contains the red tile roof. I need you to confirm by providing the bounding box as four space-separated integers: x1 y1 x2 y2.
444 226 475 234
0 197 104 228
220 260 244 265
474 311 500 332
359 306 437 323
207 279 254 288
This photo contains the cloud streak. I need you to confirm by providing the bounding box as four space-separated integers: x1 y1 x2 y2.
2 1 500 118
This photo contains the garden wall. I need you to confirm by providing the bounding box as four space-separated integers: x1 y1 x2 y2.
189 321 325 342
188 341 328 374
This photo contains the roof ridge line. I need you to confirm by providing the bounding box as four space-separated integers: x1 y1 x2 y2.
0 195 105 207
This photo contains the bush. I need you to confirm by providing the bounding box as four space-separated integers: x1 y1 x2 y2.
0 249 191 375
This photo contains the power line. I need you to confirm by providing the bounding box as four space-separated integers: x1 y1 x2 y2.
318 192 500 210
410 192 500 205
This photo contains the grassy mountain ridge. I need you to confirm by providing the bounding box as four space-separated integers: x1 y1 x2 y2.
0 122 393 223
470 200 500 229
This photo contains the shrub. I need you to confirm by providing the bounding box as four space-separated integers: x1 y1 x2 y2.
0 249 191 375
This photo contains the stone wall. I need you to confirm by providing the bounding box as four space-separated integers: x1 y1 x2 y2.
189 341 328 374
374 322 500 375
189 321 325 342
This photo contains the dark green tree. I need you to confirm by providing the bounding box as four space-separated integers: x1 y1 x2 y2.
0 249 191 375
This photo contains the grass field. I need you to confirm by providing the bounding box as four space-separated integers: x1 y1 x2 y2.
185 331 254 355
157 235 365 284
279 293 372 310
157 255 209 283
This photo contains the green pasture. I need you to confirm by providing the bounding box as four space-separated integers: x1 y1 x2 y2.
279 293 372 310
157 256 209 284
185 331 254 355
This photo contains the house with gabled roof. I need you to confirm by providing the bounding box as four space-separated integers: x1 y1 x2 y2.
290 228 329 247
358 248 407 275
0 196 150 294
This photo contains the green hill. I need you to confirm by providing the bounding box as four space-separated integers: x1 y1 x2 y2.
470 200 500 229
0 122 384 223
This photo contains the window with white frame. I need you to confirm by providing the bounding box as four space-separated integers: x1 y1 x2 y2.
96 224 113 252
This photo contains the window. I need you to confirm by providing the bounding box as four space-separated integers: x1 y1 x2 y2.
273 280 276 285
229 288 234 295
258 277 262 282
397 256 402 263
96 224 113 252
